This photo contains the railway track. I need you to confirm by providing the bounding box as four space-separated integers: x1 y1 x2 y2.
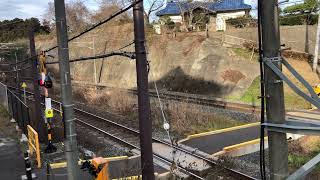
69 81 261 114
8 86 257 179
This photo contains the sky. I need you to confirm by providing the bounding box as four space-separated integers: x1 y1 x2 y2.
0 0 100 21
0 0 301 21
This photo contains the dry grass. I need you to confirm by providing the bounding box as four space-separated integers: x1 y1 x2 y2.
74 88 245 136
73 87 136 115
221 69 246 84
164 101 245 136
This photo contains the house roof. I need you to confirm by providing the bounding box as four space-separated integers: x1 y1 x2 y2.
156 0 252 16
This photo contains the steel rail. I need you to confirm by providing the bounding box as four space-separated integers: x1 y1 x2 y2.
69 82 260 114
50 96 256 180
8 85 256 179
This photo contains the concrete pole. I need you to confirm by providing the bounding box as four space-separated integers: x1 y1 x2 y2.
29 30 43 138
133 0 155 179
54 1 80 180
261 0 288 179
313 7 320 72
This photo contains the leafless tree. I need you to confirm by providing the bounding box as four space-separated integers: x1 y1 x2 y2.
175 0 216 31
91 0 131 24
144 0 165 24
43 0 90 32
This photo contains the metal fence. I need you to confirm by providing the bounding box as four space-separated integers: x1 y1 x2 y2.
7 88 30 134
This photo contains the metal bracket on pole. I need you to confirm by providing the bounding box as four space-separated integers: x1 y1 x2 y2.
263 56 320 109
262 119 320 135
262 56 320 179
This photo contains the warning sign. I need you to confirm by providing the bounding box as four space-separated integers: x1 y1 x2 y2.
21 82 27 88
45 109 53 118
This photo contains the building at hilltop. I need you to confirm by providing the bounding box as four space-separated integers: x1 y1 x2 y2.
155 0 251 31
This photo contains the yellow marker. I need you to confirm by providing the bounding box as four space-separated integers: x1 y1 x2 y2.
314 84 320 95
21 82 27 88
45 109 54 118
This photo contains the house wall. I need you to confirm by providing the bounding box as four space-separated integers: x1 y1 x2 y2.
216 11 246 31
169 15 183 23
217 11 246 19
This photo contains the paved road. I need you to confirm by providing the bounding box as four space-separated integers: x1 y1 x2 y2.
0 137 26 180
181 110 320 155
181 125 260 154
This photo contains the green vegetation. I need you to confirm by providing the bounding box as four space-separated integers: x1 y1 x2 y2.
234 76 311 109
0 18 50 42
283 0 318 14
289 137 320 170
280 0 318 26
231 48 258 62
285 93 311 110
226 15 255 28
193 115 245 134
240 76 261 104
280 14 318 26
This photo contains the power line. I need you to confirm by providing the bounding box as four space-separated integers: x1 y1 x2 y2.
118 40 135 51
45 0 142 53
45 51 135 65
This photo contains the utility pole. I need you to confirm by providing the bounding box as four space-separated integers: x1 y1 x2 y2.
313 7 320 72
133 0 155 179
54 0 80 180
261 0 288 179
29 30 43 138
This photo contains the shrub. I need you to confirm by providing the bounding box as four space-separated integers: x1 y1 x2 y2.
280 14 318 26
226 15 256 28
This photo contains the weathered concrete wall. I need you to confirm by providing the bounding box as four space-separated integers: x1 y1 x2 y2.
225 25 317 55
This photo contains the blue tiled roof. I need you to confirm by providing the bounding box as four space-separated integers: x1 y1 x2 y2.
156 0 251 16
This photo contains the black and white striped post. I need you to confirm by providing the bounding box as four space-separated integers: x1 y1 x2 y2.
23 151 32 180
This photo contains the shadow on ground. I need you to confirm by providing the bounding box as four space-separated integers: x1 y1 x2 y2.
149 66 235 96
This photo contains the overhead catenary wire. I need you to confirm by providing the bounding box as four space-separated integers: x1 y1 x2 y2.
1 0 142 67
45 51 135 65
44 0 142 53
118 40 135 51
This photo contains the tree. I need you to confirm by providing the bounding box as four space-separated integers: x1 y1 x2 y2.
0 18 50 42
144 0 165 24
91 0 131 24
43 0 90 32
175 1 214 31
283 0 318 14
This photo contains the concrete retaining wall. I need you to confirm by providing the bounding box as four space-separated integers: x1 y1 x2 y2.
224 25 318 55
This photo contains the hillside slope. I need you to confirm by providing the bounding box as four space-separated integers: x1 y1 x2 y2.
36 23 260 97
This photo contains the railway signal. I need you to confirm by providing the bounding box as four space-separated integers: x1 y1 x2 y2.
44 97 57 153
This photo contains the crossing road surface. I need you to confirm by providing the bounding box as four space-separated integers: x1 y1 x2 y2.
180 110 320 155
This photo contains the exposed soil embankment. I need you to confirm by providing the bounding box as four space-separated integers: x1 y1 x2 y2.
36 24 260 98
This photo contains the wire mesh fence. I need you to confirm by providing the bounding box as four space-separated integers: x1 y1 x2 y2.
7 88 30 134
